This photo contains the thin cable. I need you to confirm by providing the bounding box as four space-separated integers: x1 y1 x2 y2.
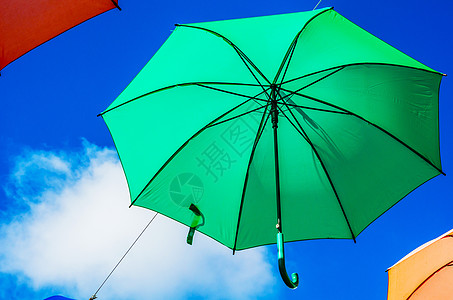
313 0 322 10
90 212 159 300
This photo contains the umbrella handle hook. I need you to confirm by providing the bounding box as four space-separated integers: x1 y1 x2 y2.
277 232 299 289
186 204 204 245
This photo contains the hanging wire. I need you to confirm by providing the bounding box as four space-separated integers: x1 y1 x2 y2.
313 0 322 10
89 212 159 300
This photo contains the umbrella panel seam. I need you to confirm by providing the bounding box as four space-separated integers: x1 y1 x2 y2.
278 100 357 241
279 87 444 175
281 62 444 86
129 98 253 207
406 259 453 300
100 82 266 116
274 7 334 84
207 104 268 128
129 86 272 207
233 104 272 252
176 24 271 85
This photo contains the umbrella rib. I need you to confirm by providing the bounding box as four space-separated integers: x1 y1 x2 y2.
232 104 272 253
276 66 345 103
175 24 274 109
195 83 270 103
99 81 266 116
176 24 271 86
288 66 345 92
279 87 445 175
279 100 357 241
233 50 273 100
207 104 268 128
129 91 269 207
276 105 309 142
283 102 349 115
281 62 445 86
110 0 122 10
253 97 350 115
273 34 297 85
274 7 333 84
406 258 453 300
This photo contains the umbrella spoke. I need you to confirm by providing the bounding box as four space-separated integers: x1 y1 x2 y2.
207 104 268 128
279 87 445 175
281 66 345 86
233 51 272 98
279 87 353 115
109 0 121 10
406 259 453 300
281 62 445 87
279 66 344 97
176 24 271 87
276 85 347 115
195 83 270 103
282 101 349 115
285 66 345 93
274 37 297 85
276 105 309 143
100 81 267 116
175 24 276 104
273 8 333 84
233 103 271 253
279 101 357 241
281 101 345 161
129 97 257 207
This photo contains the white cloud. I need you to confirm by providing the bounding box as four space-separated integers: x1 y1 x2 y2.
13 152 71 178
0 143 275 300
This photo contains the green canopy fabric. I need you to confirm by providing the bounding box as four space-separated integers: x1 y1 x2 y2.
101 7 444 288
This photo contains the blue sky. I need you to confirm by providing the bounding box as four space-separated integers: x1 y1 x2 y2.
0 0 452 299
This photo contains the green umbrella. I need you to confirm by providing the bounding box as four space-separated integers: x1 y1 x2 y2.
100 7 444 288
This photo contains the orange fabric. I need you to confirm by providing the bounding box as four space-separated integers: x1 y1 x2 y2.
387 229 453 300
0 0 118 71
409 266 453 300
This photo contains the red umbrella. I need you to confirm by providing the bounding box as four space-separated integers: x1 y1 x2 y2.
0 0 120 73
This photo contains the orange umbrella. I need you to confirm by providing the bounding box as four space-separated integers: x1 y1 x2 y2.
0 0 120 73
387 228 453 300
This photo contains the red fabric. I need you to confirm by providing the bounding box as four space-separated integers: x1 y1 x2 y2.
0 0 118 71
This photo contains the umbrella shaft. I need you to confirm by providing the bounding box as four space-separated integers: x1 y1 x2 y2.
273 124 283 233
271 85 283 233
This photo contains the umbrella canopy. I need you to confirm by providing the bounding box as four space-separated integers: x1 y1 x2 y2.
0 0 120 72
44 296 76 300
100 7 444 287
387 229 453 300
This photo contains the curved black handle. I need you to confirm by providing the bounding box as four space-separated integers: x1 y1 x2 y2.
277 232 299 289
